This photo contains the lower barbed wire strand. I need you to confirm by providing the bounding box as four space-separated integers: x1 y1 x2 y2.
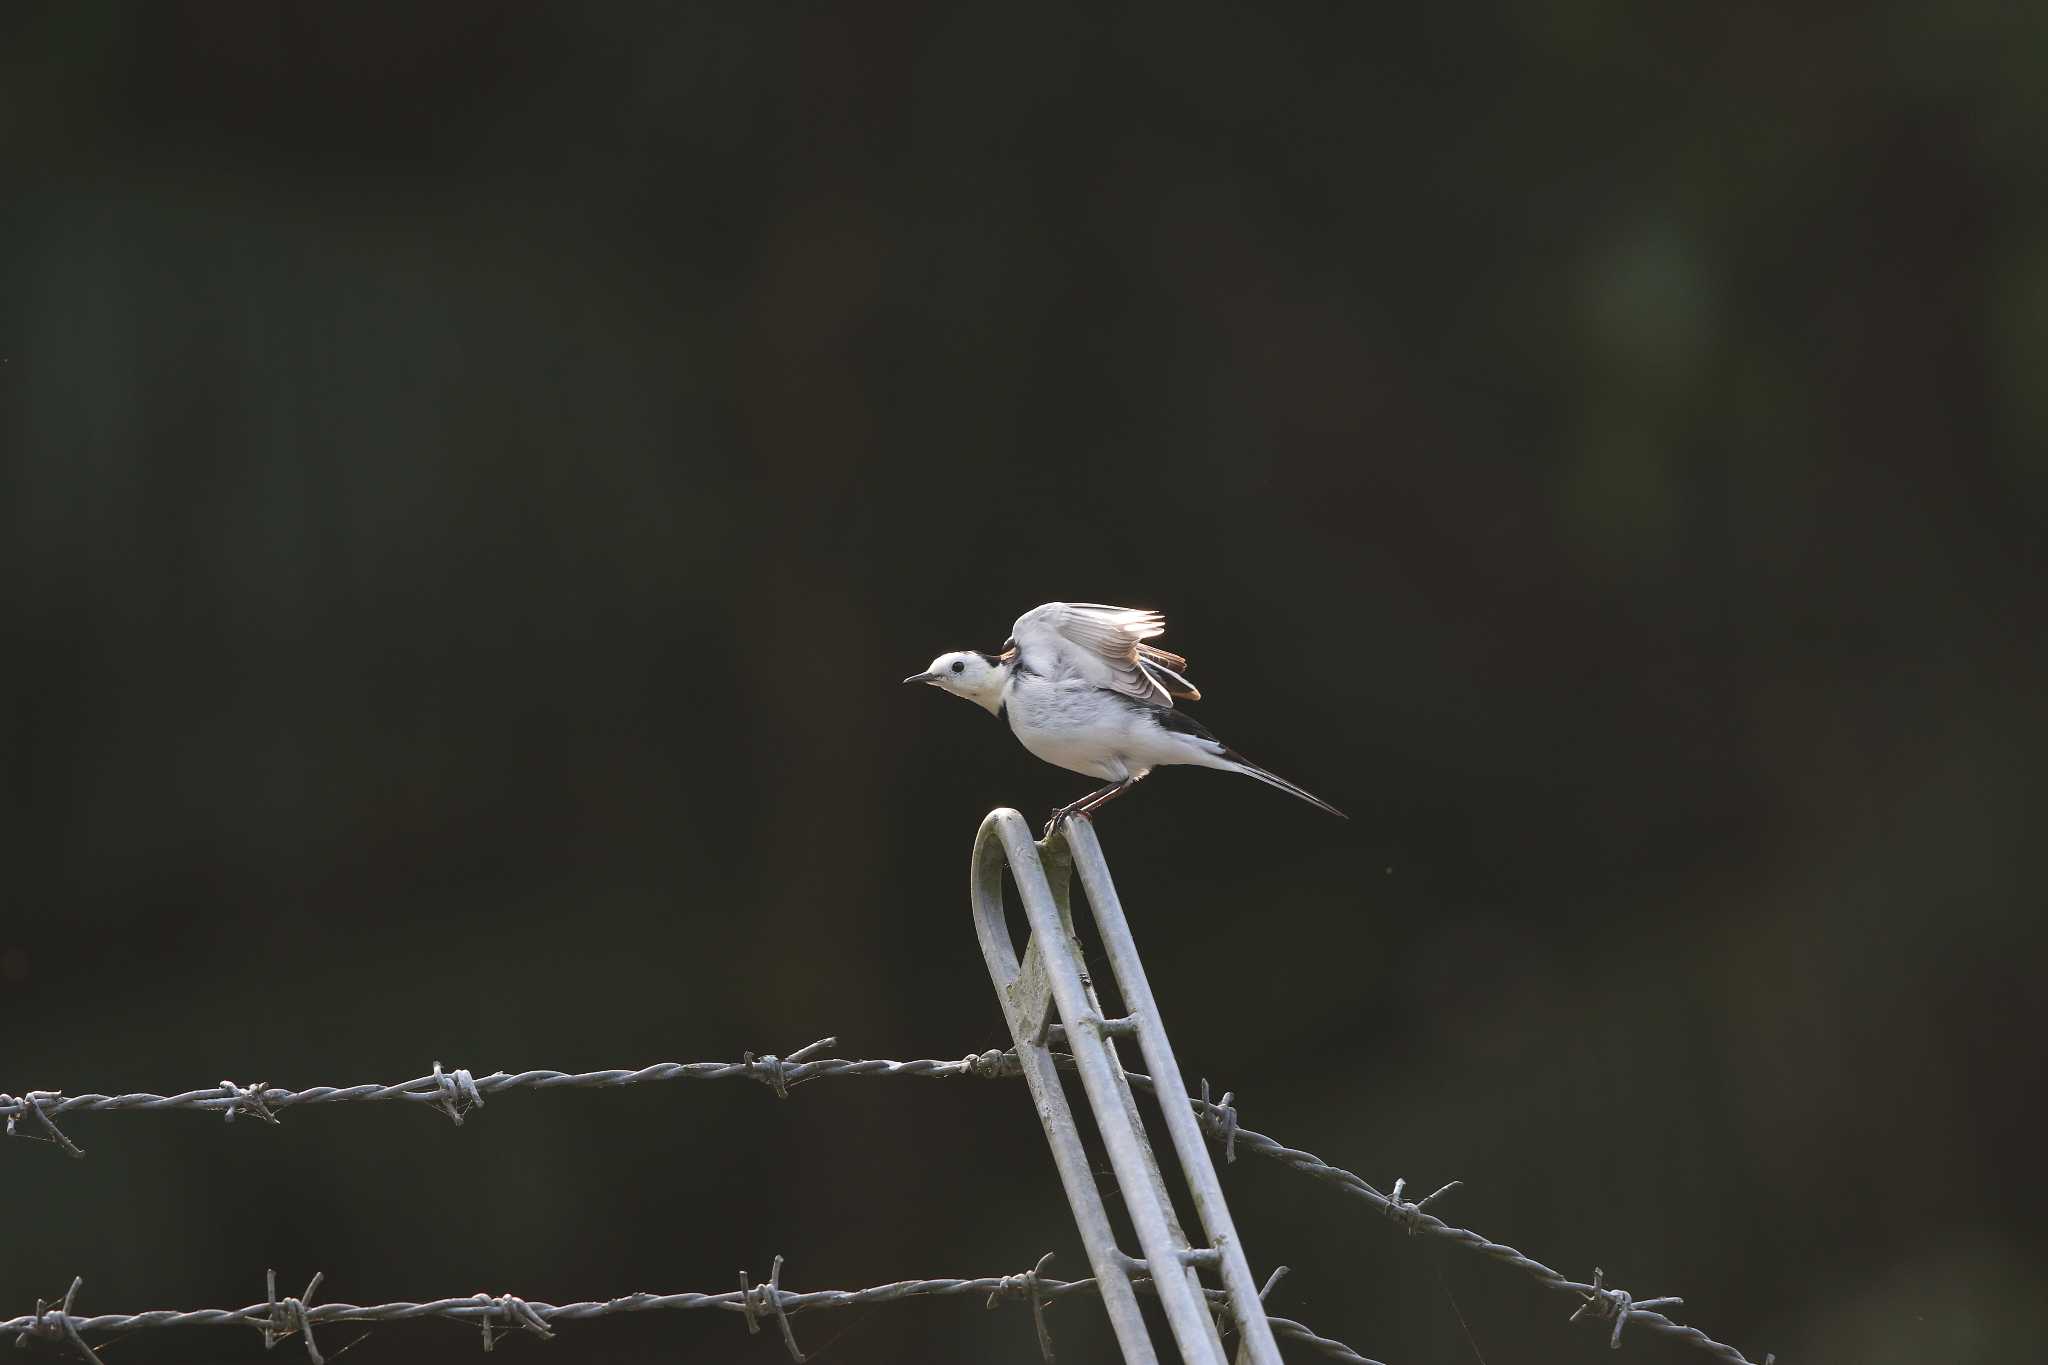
3 1045 1763 1364
0 1269 1378 1365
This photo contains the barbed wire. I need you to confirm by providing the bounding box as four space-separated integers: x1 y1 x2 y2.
2 1038 1770 1364
1172 1089 1767 1364
0 1258 1379 1365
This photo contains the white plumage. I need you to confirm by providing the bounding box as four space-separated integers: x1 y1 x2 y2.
906 602 1343 836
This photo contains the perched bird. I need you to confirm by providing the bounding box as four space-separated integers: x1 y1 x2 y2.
905 602 1344 837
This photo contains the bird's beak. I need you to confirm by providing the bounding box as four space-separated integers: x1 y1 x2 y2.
902 671 940 685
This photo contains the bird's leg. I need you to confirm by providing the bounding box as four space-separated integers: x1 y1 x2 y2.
1044 783 1123 840
1076 775 1143 817
1043 776 1142 840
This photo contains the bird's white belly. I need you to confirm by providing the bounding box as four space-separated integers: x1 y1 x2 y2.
1004 680 1142 782
1015 723 1131 781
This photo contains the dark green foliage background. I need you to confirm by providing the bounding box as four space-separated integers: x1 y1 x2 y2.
4 5 2041 1362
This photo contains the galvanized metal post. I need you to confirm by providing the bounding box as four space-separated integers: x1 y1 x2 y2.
972 808 1282 1365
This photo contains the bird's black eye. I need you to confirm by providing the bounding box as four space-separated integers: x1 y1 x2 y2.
951 660 966 673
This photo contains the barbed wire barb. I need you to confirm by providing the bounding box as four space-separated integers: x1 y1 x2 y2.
1569 1266 1683 1350
739 1254 805 1361
1384 1177 1462 1235
12 1277 105 1365
985 1250 1058 1363
256 1269 326 1364
2 1093 83 1158
1225 1266 1291 1365
743 1039 836 1099
430 1064 482 1125
1198 1079 1238 1163
473 1293 552 1352
220 1081 279 1125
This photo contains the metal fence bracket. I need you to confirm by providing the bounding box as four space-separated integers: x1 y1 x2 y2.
973 808 1283 1365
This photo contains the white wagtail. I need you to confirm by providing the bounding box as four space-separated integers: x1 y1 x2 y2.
905 602 1344 837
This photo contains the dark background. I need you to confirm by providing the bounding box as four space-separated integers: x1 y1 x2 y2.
4 4 2042 1363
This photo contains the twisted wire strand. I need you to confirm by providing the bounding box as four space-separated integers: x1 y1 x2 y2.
1168 1081 1759 1364
0 1040 964 1120
3 1044 1764 1364
0 1266 1379 1365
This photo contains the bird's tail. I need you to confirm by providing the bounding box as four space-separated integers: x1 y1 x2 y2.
1218 750 1347 819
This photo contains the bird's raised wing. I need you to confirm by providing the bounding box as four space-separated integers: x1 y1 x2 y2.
1007 602 1202 706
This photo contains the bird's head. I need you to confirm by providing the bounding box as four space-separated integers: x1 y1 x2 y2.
903 650 1007 714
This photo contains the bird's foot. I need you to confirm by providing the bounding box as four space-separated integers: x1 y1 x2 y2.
1043 781 1130 840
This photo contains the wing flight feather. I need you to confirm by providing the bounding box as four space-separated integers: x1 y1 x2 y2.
1009 602 1202 705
